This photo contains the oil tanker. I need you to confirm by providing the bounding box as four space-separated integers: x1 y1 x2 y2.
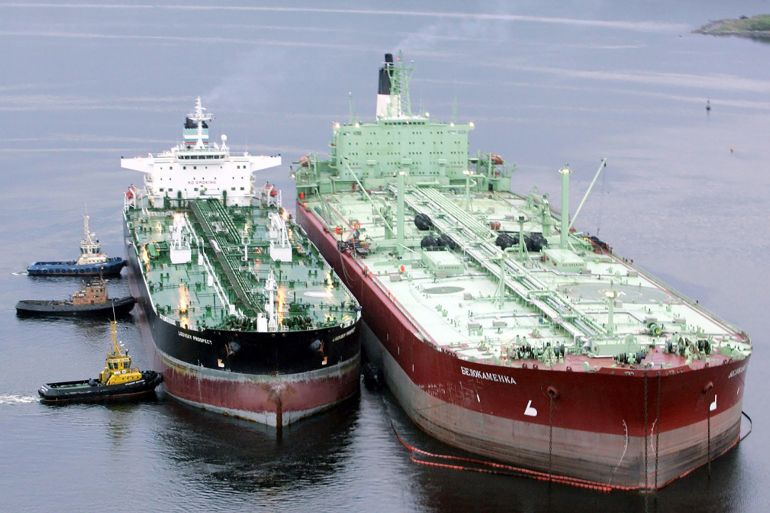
293 53 752 489
121 98 361 426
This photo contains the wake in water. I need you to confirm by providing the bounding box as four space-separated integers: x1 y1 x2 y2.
0 394 38 405
11 271 28 276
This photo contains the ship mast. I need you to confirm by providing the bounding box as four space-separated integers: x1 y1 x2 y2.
78 213 104 264
82 214 95 247
189 96 213 149
110 319 121 356
559 166 571 249
376 52 414 119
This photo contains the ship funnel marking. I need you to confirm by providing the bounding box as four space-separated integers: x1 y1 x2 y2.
377 53 394 117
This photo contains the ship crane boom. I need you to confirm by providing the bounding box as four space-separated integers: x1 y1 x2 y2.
568 158 608 231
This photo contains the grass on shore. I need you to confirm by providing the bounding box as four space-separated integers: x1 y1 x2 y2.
706 14 770 33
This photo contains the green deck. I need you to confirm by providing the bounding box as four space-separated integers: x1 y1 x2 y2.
124 199 359 332
300 186 750 367
294 54 751 370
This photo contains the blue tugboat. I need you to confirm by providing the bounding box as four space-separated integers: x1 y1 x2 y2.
27 214 126 277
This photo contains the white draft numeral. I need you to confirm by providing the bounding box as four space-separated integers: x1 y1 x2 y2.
524 400 538 417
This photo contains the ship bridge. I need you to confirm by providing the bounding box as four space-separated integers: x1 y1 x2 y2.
121 97 280 208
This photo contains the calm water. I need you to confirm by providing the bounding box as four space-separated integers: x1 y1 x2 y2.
1 1 769 511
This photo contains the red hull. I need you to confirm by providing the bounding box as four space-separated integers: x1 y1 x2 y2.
157 351 360 426
127 253 360 427
297 203 750 490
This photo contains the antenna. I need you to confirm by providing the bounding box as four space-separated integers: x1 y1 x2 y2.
110 305 121 355
188 96 213 149
385 51 413 118
348 91 354 123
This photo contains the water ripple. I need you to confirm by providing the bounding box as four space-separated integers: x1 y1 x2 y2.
0 393 38 405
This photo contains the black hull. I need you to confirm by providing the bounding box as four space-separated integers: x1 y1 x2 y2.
27 258 126 277
38 371 162 404
123 218 361 377
15 297 135 318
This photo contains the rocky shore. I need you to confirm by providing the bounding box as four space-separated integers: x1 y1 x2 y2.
695 15 770 39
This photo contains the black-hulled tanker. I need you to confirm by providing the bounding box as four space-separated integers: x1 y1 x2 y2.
121 98 361 426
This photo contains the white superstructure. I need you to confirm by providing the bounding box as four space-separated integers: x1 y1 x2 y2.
77 214 109 265
121 97 281 208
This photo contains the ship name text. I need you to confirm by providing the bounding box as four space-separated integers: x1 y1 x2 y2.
461 366 517 385
728 365 746 379
332 326 356 342
179 331 213 345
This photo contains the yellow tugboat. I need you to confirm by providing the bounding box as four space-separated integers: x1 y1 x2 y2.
38 320 162 404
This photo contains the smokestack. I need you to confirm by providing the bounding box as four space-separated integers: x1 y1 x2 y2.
376 53 400 118
378 56 392 95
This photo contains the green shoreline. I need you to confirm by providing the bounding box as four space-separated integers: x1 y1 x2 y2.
694 15 770 39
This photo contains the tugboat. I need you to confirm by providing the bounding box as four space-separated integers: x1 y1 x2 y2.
38 319 162 404
16 279 135 317
27 214 126 277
